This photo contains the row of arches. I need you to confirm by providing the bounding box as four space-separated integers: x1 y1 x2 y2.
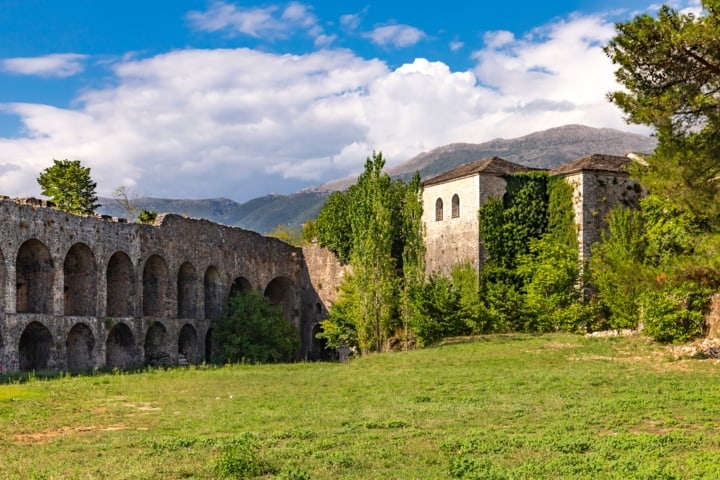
435 194 460 221
11 238 296 321
16 320 204 372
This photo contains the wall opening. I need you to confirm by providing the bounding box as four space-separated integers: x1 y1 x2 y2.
66 323 95 372
177 262 198 319
264 276 299 328
105 323 136 370
143 255 168 317
178 324 199 365
435 198 443 221
144 321 169 366
19 321 53 371
106 251 135 317
229 276 252 299
64 243 98 316
203 266 223 320
16 239 54 314
451 194 460 218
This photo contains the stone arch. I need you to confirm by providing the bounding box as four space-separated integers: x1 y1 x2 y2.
64 242 98 316
264 276 298 326
451 194 460 218
66 322 95 372
178 324 199 365
205 327 213 363
435 198 443 221
177 262 198 319
229 276 252 299
16 239 54 314
144 321 170 366
106 322 137 370
203 266 223 320
106 251 135 317
143 255 169 317
19 321 53 371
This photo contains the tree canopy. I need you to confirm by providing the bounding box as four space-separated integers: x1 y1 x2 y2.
37 159 100 215
604 0 720 225
314 152 425 354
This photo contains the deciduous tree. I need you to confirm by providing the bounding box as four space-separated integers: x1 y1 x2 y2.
37 159 100 215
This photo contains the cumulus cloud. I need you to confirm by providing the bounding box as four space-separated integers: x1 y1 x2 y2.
0 11 650 201
1 53 88 78
364 24 426 48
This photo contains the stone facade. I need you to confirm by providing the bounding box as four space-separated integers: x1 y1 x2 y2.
550 154 642 264
422 157 531 276
422 153 642 276
0 198 334 373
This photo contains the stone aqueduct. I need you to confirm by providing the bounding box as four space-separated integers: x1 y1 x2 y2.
0 198 334 374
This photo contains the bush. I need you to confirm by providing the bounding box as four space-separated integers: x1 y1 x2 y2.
641 284 709 343
211 290 300 364
408 274 470 347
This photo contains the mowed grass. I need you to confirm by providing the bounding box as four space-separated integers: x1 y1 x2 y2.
2 334 720 479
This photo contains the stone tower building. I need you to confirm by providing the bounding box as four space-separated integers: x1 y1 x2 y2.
421 153 641 276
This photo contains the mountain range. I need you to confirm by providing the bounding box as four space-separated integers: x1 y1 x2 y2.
98 124 657 234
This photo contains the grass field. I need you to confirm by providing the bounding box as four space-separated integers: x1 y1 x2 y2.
2 334 720 479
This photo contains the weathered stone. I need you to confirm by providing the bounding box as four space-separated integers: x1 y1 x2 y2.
0 198 334 372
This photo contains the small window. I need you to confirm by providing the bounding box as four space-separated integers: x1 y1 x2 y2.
435 198 443 221
451 194 460 218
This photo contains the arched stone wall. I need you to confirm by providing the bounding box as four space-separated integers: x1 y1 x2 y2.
143 255 169 317
106 251 135 317
66 322 95 372
229 276 252 299
106 322 137 369
64 243 98 316
0 202 324 372
16 239 54 314
177 262 198 319
178 323 199 365
203 266 223 320
264 276 299 328
19 321 53 371
144 321 170 366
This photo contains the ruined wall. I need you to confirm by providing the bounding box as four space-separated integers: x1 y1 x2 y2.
0 198 326 373
423 174 507 276
563 171 641 263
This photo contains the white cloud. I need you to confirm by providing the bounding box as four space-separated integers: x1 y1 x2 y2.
364 24 426 48
187 0 332 44
1 53 88 78
0 11 650 202
340 13 362 31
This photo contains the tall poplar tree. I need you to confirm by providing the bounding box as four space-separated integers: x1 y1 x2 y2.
315 152 425 354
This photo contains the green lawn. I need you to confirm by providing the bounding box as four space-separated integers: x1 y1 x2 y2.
2 334 720 479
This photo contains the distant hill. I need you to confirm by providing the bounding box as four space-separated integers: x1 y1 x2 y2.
98 124 657 234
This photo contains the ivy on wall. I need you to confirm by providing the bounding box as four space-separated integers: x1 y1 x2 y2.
478 172 587 333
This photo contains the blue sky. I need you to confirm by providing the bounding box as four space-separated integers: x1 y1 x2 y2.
0 0 700 201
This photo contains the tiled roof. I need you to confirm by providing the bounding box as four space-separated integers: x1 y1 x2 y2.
550 154 631 175
423 157 531 186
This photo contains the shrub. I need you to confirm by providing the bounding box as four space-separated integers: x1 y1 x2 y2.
641 284 709 343
211 290 300 364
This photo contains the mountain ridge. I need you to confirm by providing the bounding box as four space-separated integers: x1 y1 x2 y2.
98 124 657 233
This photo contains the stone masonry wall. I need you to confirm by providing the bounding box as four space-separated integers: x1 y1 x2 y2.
564 171 641 263
0 198 326 373
423 174 507 276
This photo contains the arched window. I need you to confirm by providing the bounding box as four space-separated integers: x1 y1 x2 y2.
435 198 443 221
451 194 460 218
